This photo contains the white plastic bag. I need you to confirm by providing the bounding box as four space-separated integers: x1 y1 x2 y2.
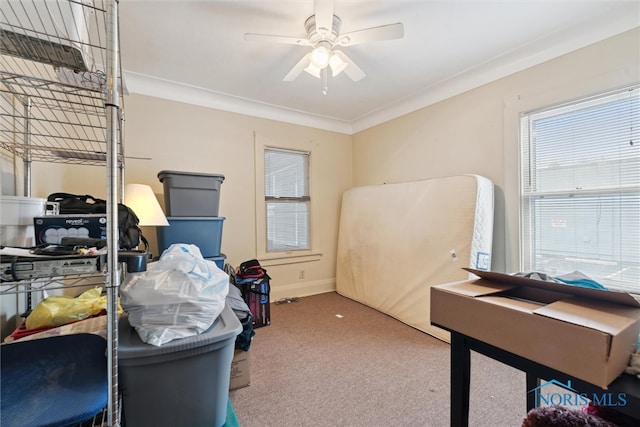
120 244 229 346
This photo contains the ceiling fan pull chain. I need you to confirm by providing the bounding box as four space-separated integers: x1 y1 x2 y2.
321 67 328 95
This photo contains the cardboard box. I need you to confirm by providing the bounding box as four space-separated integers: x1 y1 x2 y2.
431 268 640 388
229 349 251 390
34 214 106 245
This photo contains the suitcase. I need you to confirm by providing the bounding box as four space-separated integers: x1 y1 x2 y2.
241 276 270 328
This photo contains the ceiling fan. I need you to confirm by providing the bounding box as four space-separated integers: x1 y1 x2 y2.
244 0 404 95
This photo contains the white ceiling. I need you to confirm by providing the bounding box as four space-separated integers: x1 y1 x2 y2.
118 1 640 134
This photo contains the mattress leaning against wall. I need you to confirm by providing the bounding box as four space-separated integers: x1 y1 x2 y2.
335 175 494 342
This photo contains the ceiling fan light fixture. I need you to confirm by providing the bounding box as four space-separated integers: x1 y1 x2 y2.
310 46 330 68
329 52 347 76
244 1 403 87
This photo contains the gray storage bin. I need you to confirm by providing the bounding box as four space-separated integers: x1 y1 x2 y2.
158 170 225 216
118 304 242 427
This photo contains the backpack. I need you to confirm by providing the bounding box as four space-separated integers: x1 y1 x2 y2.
47 192 147 250
238 259 265 278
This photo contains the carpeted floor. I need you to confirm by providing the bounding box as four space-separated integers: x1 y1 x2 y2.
230 292 528 426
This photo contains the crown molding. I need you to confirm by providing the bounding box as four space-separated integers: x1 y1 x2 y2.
123 71 354 134
350 21 640 133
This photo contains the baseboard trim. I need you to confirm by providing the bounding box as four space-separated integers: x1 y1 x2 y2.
270 278 335 302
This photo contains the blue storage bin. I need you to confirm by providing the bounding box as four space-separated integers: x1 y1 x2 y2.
206 253 227 270
157 217 224 258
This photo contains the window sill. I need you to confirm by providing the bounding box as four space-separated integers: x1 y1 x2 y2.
258 252 322 267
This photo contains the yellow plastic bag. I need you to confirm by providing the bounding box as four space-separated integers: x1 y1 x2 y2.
25 287 121 330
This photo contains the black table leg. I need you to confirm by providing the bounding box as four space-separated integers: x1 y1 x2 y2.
526 373 539 412
450 332 471 427
432 326 640 423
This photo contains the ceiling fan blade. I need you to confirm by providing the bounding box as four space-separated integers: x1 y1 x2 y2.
283 53 312 81
314 0 334 37
337 22 404 46
333 50 365 82
244 33 311 46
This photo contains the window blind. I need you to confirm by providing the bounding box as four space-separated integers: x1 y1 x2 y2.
264 148 310 252
520 87 639 293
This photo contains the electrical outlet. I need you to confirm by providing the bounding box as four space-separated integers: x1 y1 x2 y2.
299 270 305 279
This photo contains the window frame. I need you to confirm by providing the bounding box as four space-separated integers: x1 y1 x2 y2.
518 85 639 293
253 133 321 266
264 147 311 253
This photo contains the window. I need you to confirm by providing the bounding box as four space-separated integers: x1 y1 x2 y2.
520 87 639 293
264 147 310 252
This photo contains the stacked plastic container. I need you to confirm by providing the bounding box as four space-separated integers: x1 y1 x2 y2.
156 170 226 268
118 304 241 427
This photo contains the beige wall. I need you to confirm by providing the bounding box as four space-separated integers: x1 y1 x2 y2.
352 28 640 273
29 97 353 302
3 29 637 333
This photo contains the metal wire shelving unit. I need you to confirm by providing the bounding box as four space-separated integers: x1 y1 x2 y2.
1 1 124 425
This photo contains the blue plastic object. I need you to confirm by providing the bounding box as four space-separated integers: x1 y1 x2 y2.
1 333 108 427
157 216 225 258
206 253 227 270
224 398 240 427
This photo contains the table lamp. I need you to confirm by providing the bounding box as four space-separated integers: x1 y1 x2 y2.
123 184 169 226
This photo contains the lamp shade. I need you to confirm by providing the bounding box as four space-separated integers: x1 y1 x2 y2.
329 52 347 76
304 62 322 78
124 184 169 226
